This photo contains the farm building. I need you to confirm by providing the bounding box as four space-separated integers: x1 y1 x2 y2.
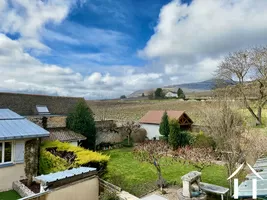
165 92 178 98
139 110 193 140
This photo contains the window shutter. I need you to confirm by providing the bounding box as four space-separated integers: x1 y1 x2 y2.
14 141 25 163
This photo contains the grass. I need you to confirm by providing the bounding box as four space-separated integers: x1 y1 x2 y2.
103 148 228 197
0 190 21 200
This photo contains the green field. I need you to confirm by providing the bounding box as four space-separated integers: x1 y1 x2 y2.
103 148 228 197
0 190 20 200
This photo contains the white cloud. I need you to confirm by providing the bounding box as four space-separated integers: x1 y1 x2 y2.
0 34 163 99
140 0 267 83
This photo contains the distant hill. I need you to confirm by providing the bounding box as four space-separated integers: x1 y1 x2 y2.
128 79 235 98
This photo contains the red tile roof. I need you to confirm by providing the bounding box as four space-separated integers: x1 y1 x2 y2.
139 110 192 124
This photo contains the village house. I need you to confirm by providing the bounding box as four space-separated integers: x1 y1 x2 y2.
139 110 193 139
165 91 178 98
0 109 49 191
0 92 86 146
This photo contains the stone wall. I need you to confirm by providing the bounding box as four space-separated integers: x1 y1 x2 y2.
27 116 66 128
95 120 147 146
13 181 35 197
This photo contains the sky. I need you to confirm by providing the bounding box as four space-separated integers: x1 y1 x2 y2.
1 0 267 99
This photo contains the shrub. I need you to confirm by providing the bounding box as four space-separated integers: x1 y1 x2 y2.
169 120 192 150
131 128 147 143
121 138 134 147
193 132 216 149
39 141 109 174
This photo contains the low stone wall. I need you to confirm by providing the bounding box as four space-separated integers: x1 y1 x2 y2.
13 181 35 197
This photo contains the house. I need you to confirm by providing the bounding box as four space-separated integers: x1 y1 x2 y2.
0 92 87 146
0 109 49 191
139 110 193 140
165 92 178 98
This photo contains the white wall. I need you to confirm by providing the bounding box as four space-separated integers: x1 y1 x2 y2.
140 124 160 140
69 141 78 146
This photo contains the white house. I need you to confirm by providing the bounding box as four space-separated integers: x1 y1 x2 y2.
0 109 49 191
139 110 193 140
165 92 178 98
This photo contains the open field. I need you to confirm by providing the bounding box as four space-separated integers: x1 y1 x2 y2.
103 148 228 197
87 99 214 124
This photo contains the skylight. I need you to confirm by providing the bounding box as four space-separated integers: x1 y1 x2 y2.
36 105 50 115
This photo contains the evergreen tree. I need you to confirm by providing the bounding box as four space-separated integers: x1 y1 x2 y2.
168 119 180 150
177 88 185 99
66 100 96 150
155 88 164 98
159 111 170 139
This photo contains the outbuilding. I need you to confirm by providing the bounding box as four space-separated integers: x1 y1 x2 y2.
139 110 193 140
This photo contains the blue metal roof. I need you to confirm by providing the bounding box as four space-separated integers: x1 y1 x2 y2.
34 167 97 184
0 109 24 120
0 109 49 140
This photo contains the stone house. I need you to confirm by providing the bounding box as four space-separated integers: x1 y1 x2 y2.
139 110 193 139
0 109 49 191
0 92 86 146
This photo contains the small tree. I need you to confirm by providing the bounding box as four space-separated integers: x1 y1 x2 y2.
155 88 164 98
141 93 145 97
133 141 169 190
66 100 96 150
168 119 180 150
120 95 126 99
159 111 169 140
177 88 185 99
148 91 154 99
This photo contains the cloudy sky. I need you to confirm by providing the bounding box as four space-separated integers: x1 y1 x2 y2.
1 0 267 99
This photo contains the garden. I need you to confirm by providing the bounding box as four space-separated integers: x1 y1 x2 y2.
100 104 267 199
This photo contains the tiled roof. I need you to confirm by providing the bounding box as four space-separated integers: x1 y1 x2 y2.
0 92 86 116
139 110 192 124
43 128 86 142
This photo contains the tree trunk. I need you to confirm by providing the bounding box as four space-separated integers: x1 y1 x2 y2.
257 106 262 126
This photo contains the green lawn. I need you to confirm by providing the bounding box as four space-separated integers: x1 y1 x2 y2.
103 148 228 197
0 190 21 200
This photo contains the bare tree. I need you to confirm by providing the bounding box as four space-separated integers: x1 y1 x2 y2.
200 100 264 194
133 141 169 190
216 47 267 125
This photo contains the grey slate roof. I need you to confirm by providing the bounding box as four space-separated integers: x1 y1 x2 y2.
0 92 87 116
34 167 96 185
0 109 49 140
42 128 86 142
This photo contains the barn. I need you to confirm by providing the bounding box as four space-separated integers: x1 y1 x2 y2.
139 110 193 140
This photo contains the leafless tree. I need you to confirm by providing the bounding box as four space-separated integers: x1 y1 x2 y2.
200 99 266 194
133 141 169 190
216 47 267 125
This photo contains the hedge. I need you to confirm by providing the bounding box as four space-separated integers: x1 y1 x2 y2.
39 141 110 175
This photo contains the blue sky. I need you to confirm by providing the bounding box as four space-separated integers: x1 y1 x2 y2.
1 0 267 99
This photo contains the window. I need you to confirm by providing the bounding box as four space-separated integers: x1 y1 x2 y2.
36 105 50 115
0 142 12 164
